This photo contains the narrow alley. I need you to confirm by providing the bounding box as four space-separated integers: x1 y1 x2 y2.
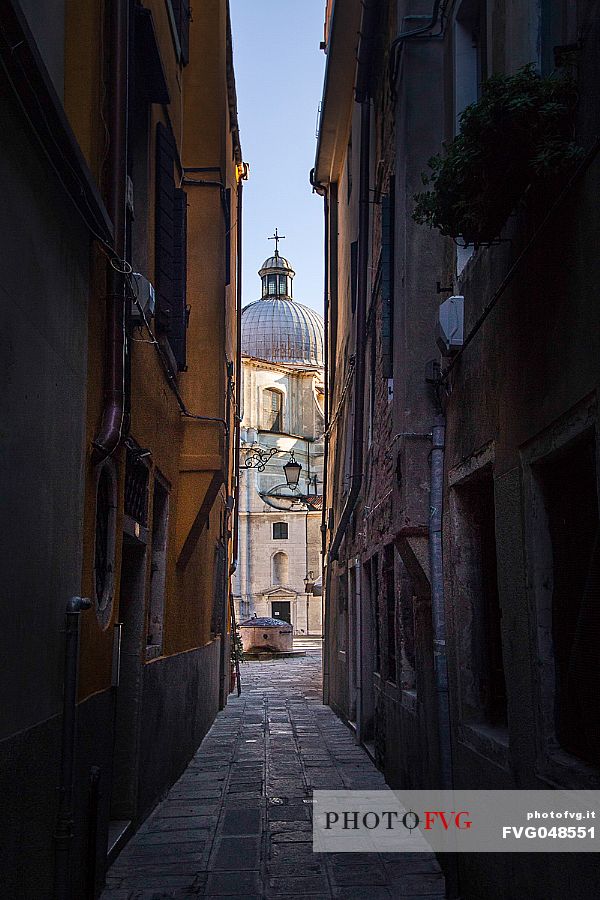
102 647 444 899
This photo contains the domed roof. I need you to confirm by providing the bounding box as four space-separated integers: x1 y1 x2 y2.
242 296 324 367
242 249 324 367
259 255 295 276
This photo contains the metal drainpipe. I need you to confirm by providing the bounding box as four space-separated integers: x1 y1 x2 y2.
92 0 129 464
315 187 330 700
53 596 92 900
428 413 453 790
230 180 243 578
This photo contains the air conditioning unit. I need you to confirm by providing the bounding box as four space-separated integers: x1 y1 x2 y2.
436 295 464 356
130 273 156 324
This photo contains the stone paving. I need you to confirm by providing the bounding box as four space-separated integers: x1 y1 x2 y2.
102 648 445 899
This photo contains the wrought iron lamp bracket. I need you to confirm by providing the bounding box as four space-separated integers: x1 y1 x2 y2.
242 445 279 471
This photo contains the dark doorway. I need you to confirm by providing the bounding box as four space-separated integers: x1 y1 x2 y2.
538 432 600 767
271 600 291 624
110 533 147 832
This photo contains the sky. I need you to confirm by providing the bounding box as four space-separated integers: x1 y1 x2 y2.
230 0 326 314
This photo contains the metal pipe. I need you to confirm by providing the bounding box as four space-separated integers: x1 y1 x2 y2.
428 414 453 790
328 96 370 561
86 766 101 899
231 180 243 577
53 596 92 900
321 193 330 700
92 0 129 463
388 0 444 91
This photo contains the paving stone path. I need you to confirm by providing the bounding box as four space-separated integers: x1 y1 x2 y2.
102 647 445 899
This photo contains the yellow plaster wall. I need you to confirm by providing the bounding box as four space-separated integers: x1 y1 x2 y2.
67 0 239 701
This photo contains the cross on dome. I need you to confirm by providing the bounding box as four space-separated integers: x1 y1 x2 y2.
268 228 286 257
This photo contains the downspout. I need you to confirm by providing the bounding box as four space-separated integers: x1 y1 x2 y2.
53 596 92 900
388 0 444 92
321 194 330 698
327 97 370 562
231 179 243 578
428 412 453 789
230 179 243 694
309 177 329 698
92 0 129 464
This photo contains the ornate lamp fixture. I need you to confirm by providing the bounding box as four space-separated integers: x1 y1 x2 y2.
282 451 302 489
243 446 303 489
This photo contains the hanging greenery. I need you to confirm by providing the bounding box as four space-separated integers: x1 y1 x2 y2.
413 65 583 246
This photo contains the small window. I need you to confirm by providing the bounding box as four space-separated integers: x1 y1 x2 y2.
273 522 288 540
279 274 287 295
540 0 576 76
262 388 283 432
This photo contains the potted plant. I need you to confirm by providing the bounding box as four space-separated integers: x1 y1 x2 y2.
230 624 245 693
413 64 582 247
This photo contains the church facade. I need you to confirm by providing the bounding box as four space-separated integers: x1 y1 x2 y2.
233 247 325 635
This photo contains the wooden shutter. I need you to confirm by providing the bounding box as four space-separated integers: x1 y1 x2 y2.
172 188 188 369
155 122 188 370
172 0 191 66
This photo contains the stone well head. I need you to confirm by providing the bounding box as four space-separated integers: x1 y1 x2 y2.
239 616 293 652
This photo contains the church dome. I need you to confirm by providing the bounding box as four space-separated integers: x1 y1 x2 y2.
259 255 295 276
242 249 324 367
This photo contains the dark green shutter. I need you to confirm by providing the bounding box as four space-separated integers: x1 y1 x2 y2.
155 122 188 370
381 180 394 378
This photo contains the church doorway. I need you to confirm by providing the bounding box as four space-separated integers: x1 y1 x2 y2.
271 600 291 625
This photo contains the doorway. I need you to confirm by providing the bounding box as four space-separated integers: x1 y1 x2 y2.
271 600 291 624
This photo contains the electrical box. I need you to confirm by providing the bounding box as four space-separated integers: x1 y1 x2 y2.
436 295 464 356
130 273 156 324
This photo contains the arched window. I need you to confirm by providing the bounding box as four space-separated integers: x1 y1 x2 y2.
262 388 283 432
272 551 289 585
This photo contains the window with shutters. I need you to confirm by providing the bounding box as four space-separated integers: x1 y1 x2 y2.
165 0 191 66
262 388 283 432
273 522 288 540
155 122 188 371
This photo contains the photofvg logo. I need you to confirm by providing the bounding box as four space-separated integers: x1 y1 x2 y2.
312 790 600 853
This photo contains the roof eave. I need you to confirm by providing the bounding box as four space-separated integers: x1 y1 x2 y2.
313 0 362 187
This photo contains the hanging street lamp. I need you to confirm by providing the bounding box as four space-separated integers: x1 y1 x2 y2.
282 451 302 489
